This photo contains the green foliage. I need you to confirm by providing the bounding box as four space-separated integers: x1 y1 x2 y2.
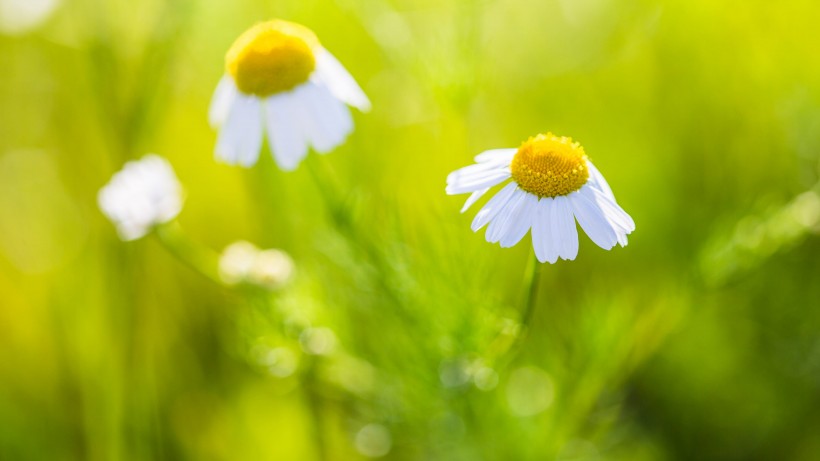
1 0 819 459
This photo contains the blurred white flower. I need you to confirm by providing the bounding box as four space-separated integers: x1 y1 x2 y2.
250 248 295 289
218 241 259 284
0 0 59 35
219 241 294 289
98 154 183 241
210 19 370 171
446 133 635 263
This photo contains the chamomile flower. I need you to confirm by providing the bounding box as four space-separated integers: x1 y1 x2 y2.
210 19 371 171
98 154 183 241
446 133 635 263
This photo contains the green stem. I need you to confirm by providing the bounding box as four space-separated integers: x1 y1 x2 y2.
153 221 222 283
305 156 348 229
486 253 542 368
305 157 418 327
304 372 328 461
519 252 542 335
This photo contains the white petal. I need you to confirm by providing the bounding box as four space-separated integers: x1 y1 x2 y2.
583 185 635 233
98 155 182 241
569 190 618 250
461 188 490 213
474 148 517 164
471 182 517 232
531 201 548 263
500 192 538 248
446 170 511 195
551 195 579 260
532 198 559 264
295 80 354 153
265 92 309 171
215 94 263 167
314 49 371 112
487 188 527 243
117 225 144 241
209 76 238 128
447 160 509 185
581 185 634 247
586 161 616 202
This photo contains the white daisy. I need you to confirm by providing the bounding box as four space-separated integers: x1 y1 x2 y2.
210 19 371 171
446 133 635 263
98 154 184 241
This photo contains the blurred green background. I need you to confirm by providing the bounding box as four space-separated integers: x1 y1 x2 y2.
2 0 820 459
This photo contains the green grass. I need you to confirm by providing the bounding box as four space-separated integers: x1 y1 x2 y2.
1 0 819 459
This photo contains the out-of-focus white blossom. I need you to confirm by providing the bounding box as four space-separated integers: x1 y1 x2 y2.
250 248 295 289
0 0 59 35
98 154 183 241
219 241 294 289
210 19 370 171
218 241 259 284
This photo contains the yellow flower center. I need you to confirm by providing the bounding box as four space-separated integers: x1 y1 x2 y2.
226 20 320 97
510 133 590 198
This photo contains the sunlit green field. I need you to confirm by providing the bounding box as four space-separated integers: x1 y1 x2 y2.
2 0 820 459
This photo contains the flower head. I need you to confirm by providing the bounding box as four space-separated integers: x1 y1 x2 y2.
210 19 370 171
446 133 635 263
226 20 319 96
98 154 183 241
218 240 294 290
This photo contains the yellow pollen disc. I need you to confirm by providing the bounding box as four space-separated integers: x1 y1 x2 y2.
226 20 320 97
510 133 590 198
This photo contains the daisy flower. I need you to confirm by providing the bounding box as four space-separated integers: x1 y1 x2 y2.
98 154 184 241
210 19 371 171
446 133 635 263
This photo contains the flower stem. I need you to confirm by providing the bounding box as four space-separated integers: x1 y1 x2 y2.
154 221 222 283
304 370 328 461
519 252 542 335
305 156 349 229
486 253 542 368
